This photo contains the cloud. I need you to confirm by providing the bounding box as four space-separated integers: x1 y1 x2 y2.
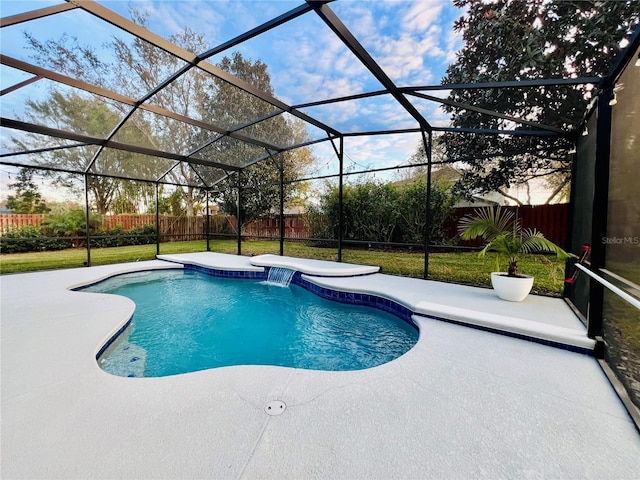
403 1 445 33
343 132 422 169
329 0 461 89
303 129 424 184
129 0 227 48
270 19 373 105
445 27 463 63
0 168 14 202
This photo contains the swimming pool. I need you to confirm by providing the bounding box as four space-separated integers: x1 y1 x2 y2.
85 269 419 377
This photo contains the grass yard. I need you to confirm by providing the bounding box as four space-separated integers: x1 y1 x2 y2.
0 239 567 296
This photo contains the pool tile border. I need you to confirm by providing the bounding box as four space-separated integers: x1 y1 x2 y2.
294 274 415 326
187 264 416 328
186 263 268 280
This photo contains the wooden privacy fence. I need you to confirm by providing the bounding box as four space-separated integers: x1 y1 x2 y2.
240 205 569 248
0 213 210 242
0 214 43 230
101 214 156 230
242 214 308 239
105 215 220 242
0 204 569 248
444 204 570 249
242 205 569 248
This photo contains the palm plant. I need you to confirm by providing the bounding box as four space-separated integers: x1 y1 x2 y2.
458 207 568 277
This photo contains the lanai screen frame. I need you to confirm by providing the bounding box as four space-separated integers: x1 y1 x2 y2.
0 1 635 277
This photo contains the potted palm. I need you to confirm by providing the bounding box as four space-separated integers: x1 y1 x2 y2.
458 206 568 301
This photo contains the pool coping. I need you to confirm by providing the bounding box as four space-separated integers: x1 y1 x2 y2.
250 253 380 276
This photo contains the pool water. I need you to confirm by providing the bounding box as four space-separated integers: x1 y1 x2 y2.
86 269 419 377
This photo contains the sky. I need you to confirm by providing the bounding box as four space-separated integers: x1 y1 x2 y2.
0 0 465 201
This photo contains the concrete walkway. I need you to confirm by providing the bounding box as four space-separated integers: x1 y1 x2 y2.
1 254 638 479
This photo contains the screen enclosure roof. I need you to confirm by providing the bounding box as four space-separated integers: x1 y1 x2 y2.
1 0 637 188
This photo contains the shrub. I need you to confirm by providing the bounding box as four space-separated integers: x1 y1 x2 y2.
0 222 157 253
306 180 455 246
0 225 72 253
89 224 157 248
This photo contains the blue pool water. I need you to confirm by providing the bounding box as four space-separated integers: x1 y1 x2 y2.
85 269 419 377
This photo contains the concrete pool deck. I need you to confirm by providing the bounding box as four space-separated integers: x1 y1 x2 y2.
1 253 639 479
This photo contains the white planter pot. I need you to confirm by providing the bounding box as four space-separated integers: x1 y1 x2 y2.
490 272 534 302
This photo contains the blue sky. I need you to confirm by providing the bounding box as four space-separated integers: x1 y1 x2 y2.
1 0 465 198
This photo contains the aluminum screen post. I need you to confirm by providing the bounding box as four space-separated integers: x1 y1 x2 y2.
84 173 91 267
338 135 344 262
155 182 160 256
563 149 578 299
279 153 285 256
236 171 242 256
588 91 613 345
205 188 211 252
422 130 432 279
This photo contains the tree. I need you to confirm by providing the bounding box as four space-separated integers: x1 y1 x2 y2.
21 13 314 218
109 180 157 215
22 10 211 215
5 168 50 213
396 178 455 245
109 11 211 214
12 92 155 214
207 53 316 226
306 179 454 245
440 0 640 199
397 135 461 190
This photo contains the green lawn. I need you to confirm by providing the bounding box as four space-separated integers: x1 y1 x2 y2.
0 239 567 296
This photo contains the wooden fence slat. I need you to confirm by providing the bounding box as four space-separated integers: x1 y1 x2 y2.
0 214 45 230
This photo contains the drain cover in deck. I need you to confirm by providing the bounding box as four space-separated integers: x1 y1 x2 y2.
264 400 286 416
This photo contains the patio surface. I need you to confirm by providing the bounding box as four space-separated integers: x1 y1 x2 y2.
1 253 639 479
